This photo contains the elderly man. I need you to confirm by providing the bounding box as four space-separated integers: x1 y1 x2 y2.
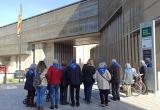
66 59 82 107
109 59 121 101
46 59 62 109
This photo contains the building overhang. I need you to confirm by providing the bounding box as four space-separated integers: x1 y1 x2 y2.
29 32 100 46
0 53 31 57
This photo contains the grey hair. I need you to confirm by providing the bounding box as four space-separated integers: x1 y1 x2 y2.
140 60 145 65
112 59 117 63
125 63 131 68
30 64 36 70
99 62 106 68
53 59 58 64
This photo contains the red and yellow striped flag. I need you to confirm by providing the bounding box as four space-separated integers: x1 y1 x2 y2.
17 4 22 36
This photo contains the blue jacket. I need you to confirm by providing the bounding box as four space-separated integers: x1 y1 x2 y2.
24 69 35 91
66 63 82 85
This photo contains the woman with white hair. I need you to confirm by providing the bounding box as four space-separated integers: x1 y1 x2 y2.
24 63 36 107
123 63 137 97
93 62 111 107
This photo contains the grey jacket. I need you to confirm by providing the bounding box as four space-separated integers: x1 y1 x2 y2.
124 68 137 84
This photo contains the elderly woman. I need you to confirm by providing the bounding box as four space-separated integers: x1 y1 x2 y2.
93 62 111 107
24 63 36 107
123 63 137 97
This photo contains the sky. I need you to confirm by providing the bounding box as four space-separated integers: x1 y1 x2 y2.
0 0 80 26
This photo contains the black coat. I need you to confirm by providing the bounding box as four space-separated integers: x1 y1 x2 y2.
60 68 68 87
82 64 95 84
66 64 82 85
24 69 35 91
139 65 147 82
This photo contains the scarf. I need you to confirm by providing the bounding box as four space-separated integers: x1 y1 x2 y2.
98 67 107 76
69 63 77 70
52 63 61 70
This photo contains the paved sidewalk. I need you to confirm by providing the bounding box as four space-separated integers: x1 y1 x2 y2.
0 83 159 110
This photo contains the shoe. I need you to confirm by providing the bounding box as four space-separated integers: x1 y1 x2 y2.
63 102 69 105
49 106 54 109
76 102 80 107
117 97 120 101
40 107 44 110
34 103 37 107
70 103 75 107
86 101 90 105
36 107 40 110
111 97 117 101
30 103 36 107
105 103 108 106
55 105 58 109
26 104 30 107
99 104 105 107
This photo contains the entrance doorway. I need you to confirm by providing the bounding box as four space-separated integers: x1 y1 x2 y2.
74 44 98 67
54 33 100 66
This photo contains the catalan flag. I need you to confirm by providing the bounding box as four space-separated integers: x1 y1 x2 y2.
17 4 22 36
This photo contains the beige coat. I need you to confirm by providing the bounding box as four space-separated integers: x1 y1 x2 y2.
93 70 111 90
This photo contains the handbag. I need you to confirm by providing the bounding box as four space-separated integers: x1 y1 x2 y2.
121 84 128 91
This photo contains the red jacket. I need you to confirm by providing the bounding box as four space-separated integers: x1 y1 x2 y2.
46 66 62 85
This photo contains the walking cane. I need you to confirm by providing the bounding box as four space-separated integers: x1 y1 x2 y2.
69 85 71 103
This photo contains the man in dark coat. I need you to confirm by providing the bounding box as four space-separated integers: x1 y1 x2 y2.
24 64 36 107
109 59 121 101
60 62 69 105
66 59 82 107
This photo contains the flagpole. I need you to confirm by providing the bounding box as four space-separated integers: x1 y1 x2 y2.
17 4 22 83
18 34 21 83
